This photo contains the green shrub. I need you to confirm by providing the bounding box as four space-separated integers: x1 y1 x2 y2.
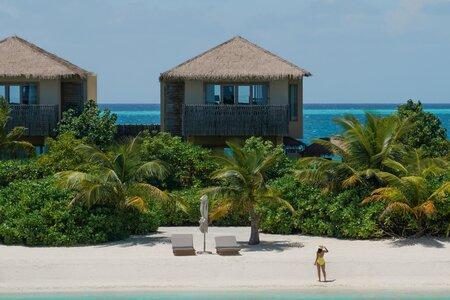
0 159 50 186
158 188 202 226
242 137 293 180
259 176 385 238
0 177 159 246
397 100 448 157
0 134 92 187
140 132 218 189
37 133 96 174
56 100 117 150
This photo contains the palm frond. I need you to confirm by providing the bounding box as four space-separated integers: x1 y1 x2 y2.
125 196 147 212
380 202 414 219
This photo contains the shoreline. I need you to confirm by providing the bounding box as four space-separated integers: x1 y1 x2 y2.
1 227 449 295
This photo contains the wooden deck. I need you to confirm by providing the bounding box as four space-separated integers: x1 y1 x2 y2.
183 104 289 137
6 104 59 137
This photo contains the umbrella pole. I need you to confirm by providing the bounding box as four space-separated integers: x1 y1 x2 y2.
203 232 206 252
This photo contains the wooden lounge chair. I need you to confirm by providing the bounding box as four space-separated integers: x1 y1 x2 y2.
215 236 241 255
171 234 196 256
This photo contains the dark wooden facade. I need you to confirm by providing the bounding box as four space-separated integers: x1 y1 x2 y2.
115 124 161 138
183 104 289 137
163 82 184 136
6 104 59 137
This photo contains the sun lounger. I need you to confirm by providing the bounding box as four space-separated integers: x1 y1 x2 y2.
215 236 241 255
171 234 196 256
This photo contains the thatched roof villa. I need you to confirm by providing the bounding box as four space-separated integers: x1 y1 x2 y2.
160 36 311 147
0 36 96 144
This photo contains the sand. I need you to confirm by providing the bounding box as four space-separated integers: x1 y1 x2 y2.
0 226 449 294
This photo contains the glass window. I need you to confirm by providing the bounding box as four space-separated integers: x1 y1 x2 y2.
222 85 235 105
252 84 268 105
288 84 298 121
9 85 21 104
237 85 251 104
0 85 5 100
205 84 220 104
21 84 38 104
28 84 38 104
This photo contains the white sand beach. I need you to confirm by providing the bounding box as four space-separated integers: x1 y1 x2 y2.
0 226 449 294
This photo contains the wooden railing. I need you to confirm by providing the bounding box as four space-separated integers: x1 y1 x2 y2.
6 104 59 137
183 104 289 137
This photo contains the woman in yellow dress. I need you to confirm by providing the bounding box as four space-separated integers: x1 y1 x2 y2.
314 245 329 282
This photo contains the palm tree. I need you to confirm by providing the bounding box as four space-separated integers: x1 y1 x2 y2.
0 98 34 157
362 149 449 235
205 141 294 245
56 135 170 211
296 113 410 192
362 172 449 235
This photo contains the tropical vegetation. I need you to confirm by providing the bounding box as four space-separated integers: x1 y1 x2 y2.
0 98 34 158
205 141 294 244
0 100 448 246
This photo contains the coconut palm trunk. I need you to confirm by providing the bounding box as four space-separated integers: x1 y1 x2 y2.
249 209 261 245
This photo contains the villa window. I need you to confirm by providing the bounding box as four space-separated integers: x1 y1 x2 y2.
9 85 21 104
205 84 220 104
288 84 298 121
252 84 268 105
21 84 38 104
237 85 251 104
204 83 269 105
0 85 5 100
0 83 38 104
222 85 235 104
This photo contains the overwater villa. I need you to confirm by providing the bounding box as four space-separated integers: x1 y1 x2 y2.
0 36 97 145
160 36 311 147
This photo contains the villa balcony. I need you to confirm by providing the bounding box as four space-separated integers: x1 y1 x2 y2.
183 104 289 137
6 104 59 137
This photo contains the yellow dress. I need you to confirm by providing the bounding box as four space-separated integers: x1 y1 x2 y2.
317 257 325 266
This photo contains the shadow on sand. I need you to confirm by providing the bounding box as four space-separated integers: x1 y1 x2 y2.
96 233 170 248
238 240 304 252
389 237 449 248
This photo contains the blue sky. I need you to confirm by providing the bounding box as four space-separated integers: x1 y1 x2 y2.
1 0 450 104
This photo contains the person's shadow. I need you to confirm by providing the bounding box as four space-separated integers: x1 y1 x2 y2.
321 279 336 283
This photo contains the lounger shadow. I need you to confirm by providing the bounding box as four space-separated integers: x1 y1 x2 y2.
215 236 242 255
171 234 196 256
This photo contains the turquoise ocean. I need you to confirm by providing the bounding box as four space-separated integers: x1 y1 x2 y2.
99 103 450 143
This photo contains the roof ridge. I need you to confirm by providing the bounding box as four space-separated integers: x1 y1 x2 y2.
160 36 240 78
0 35 90 78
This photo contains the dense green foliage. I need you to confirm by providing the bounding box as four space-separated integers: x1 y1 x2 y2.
0 99 448 246
296 112 449 237
56 136 170 211
0 98 34 159
242 137 293 180
397 100 449 158
158 187 250 227
297 113 410 192
56 100 117 149
0 133 91 186
140 132 217 189
259 176 385 238
0 177 159 246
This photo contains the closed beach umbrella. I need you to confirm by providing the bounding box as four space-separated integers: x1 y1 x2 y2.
198 194 210 253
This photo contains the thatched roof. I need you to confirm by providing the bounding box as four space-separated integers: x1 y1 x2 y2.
160 36 311 81
0 36 92 79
